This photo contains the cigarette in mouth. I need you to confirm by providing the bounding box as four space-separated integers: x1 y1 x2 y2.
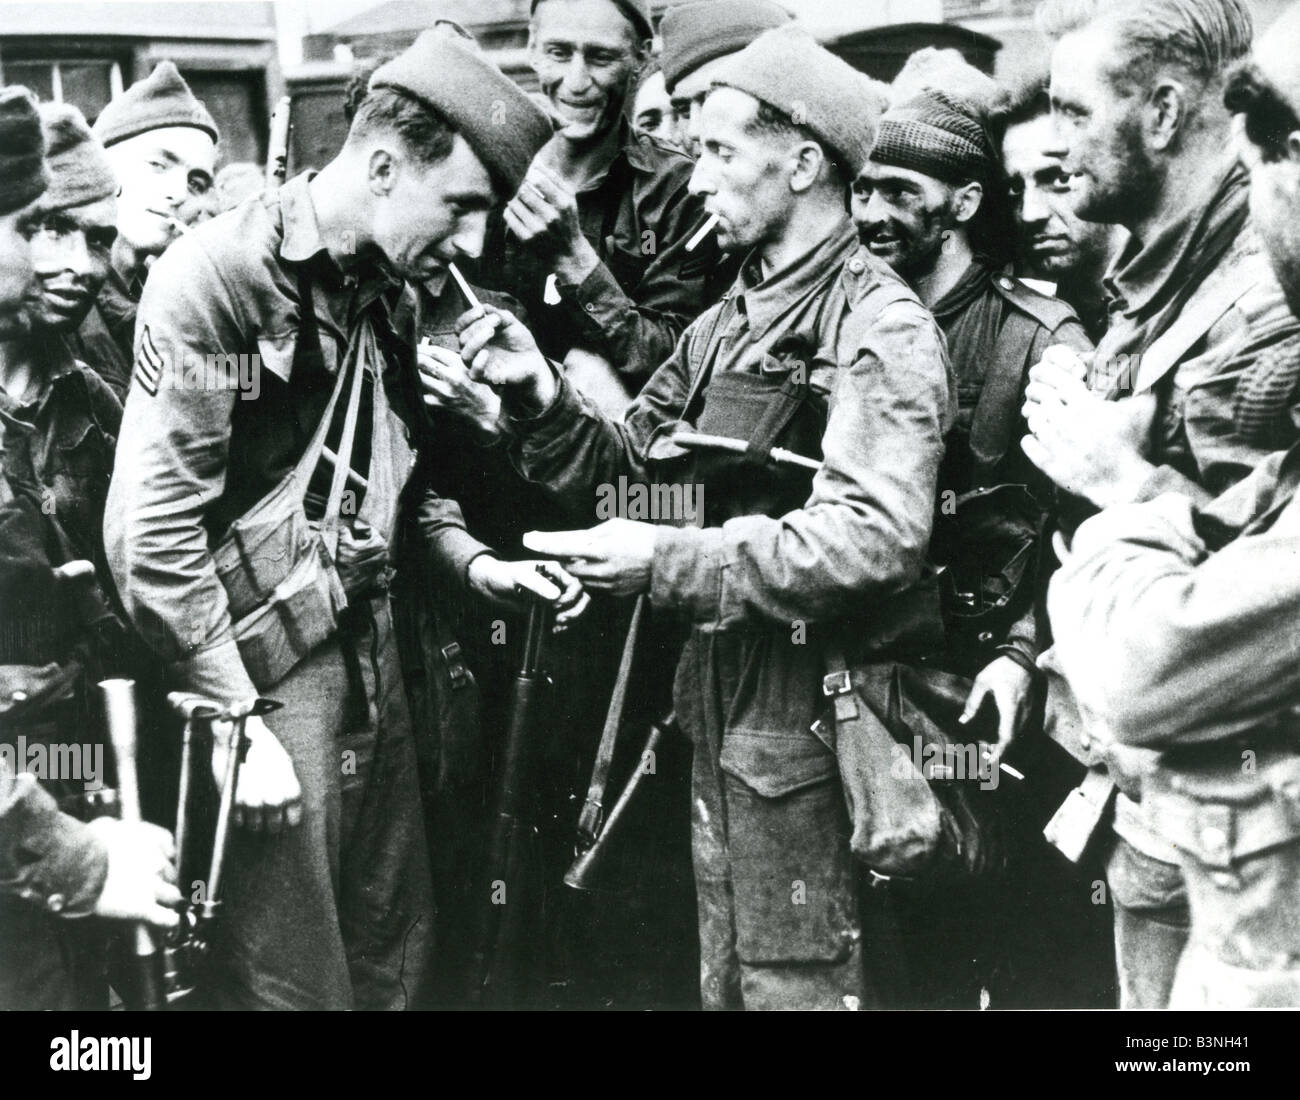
685 213 720 253
448 262 483 312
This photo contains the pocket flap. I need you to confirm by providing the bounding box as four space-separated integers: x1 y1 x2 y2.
720 728 837 799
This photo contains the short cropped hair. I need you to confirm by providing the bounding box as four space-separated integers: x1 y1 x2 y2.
1225 60 1300 163
993 75 1051 134
347 85 456 167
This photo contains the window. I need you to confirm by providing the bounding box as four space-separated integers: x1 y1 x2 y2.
2 58 123 123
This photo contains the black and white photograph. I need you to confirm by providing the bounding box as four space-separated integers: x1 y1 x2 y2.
0 0 1296 1065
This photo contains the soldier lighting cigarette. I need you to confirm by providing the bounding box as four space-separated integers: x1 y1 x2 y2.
684 212 719 253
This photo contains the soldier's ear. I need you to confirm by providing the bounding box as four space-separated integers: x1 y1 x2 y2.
1149 79 1189 151
367 147 398 196
788 141 826 194
952 180 984 224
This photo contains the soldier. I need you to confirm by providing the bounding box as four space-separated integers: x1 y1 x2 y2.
660 0 791 160
852 82 1095 1008
1047 1 1300 1009
632 65 680 152
454 25 953 1010
994 76 1123 342
70 62 219 399
0 84 179 1011
473 0 730 406
1025 0 1300 1009
103 33 585 1010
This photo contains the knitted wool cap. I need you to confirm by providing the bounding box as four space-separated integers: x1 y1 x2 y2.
369 30 553 192
39 102 118 212
530 0 652 40
0 86 47 215
92 61 218 148
711 25 884 177
660 0 791 94
869 88 998 186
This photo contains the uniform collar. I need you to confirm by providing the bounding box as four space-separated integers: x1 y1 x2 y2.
733 219 858 333
0 338 84 425
1104 156 1249 318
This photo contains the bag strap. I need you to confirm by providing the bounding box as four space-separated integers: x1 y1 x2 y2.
821 642 859 729
575 593 648 846
292 318 370 556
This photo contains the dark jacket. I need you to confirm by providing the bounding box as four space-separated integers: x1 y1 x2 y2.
474 129 734 387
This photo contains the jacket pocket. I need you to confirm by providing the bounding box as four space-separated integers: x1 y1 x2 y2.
720 729 837 798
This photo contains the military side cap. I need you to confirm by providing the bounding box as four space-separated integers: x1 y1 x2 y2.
369 30 553 192
711 25 885 177
92 61 218 148
0 86 47 215
530 0 652 40
39 103 118 212
660 0 791 94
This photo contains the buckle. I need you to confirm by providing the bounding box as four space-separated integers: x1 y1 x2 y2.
822 670 852 697
441 642 470 690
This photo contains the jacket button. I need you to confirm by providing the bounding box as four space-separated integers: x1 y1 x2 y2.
46 892 66 914
1200 825 1228 852
998 276 1015 291
584 303 596 313
848 258 865 275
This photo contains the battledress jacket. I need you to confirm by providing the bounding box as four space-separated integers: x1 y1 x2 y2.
508 222 954 781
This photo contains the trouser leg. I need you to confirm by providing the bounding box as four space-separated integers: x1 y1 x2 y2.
1105 837 1189 1009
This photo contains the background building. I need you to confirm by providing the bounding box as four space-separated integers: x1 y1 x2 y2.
0 1 283 164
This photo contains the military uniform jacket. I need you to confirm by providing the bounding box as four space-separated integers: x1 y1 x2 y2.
510 222 953 793
104 172 492 705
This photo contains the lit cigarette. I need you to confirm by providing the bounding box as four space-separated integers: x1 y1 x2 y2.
1000 763 1025 781
685 213 719 253
448 262 482 312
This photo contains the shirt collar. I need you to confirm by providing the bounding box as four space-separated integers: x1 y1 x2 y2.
1104 156 1249 318
0 339 83 424
733 219 859 334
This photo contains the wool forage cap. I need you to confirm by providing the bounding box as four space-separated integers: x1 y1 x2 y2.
660 0 791 93
530 0 652 40
92 61 218 148
0 86 47 215
39 102 118 212
369 30 553 192
712 25 885 177
870 89 999 186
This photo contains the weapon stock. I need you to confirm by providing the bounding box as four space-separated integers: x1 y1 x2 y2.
471 592 554 1005
98 679 166 1011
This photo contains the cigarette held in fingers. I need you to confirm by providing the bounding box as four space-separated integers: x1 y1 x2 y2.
448 262 483 312
685 213 719 253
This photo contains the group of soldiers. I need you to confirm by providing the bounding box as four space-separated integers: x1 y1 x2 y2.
2 0 1300 1012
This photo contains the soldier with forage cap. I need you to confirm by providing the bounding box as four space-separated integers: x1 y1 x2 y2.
0 86 180 1011
456 25 953 1010
104 32 587 1009
660 0 792 159
78 61 218 399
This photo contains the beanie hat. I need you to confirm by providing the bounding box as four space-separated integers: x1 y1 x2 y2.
530 0 652 40
660 0 791 94
369 30 553 192
38 102 118 212
0 86 48 215
869 89 999 186
712 25 884 177
92 61 218 148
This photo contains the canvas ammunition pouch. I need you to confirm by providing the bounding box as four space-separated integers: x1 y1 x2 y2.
212 295 412 690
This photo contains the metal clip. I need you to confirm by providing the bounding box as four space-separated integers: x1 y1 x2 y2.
822 670 852 697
